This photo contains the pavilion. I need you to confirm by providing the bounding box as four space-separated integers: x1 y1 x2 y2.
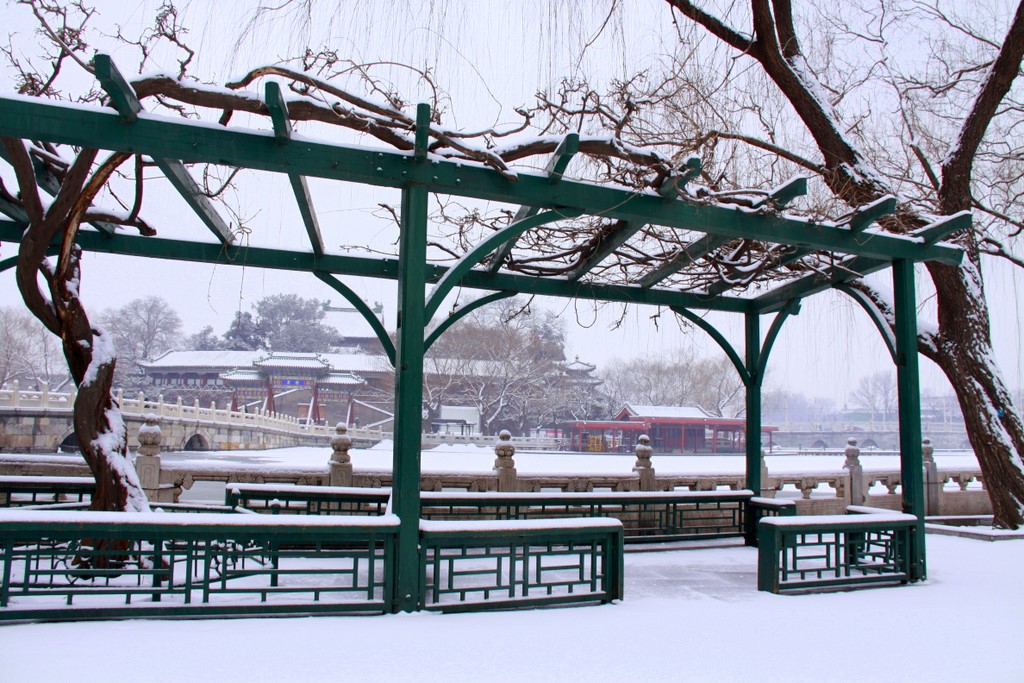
0 54 967 611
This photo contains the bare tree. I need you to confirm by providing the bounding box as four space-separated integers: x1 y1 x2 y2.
850 371 898 427
653 0 1024 528
0 306 67 388
601 349 745 417
99 296 182 391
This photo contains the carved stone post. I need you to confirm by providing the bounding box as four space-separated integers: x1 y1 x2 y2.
759 448 773 497
633 434 655 491
844 437 864 506
922 437 939 516
493 430 517 492
136 413 169 502
329 423 353 487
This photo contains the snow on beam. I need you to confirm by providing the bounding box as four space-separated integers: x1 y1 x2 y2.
95 54 235 246
848 196 897 233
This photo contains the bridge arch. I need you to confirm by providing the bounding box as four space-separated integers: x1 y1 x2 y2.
183 432 211 451
811 439 829 449
861 438 879 449
57 430 79 453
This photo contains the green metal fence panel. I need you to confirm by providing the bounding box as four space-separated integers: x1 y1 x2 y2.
0 510 399 621
418 520 623 612
0 476 94 508
757 513 917 594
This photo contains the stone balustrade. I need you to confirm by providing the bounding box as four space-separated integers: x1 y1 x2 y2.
0 413 990 517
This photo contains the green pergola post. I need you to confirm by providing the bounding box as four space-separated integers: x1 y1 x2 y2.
744 311 762 545
390 103 432 612
892 259 927 581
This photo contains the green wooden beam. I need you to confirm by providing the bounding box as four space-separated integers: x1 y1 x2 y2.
848 196 897 233
487 133 579 274
94 56 236 246
566 219 645 282
657 156 701 200
754 211 969 313
913 211 972 244
638 234 734 289
93 54 141 122
0 218 750 313
265 82 325 256
752 176 808 209
0 95 964 266
153 159 236 244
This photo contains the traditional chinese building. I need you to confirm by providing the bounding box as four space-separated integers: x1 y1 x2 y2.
562 403 777 454
138 350 393 427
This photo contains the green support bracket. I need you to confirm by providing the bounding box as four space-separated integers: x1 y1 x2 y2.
756 299 800 381
835 284 897 363
425 208 582 321
313 270 396 365
487 133 579 274
424 291 515 351
671 306 749 385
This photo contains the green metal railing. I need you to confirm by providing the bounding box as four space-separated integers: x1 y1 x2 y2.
225 484 789 543
0 476 94 508
0 510 398 620
419 519 623 612
225 483 391 516
757 512 917 593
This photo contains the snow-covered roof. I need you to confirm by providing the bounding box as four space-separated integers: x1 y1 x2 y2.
140 350 391 374
141 350 264 369
618 404 715 420
253 353 331 370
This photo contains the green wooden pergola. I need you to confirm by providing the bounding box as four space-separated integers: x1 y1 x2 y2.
0 57 965 611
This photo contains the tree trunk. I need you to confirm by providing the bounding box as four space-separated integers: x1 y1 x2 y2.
3 136 149 516
924 255 1024 528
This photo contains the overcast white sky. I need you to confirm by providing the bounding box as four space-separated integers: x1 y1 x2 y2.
0 0 1021 405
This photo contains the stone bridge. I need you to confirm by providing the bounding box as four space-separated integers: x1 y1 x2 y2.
0 384 385 453
771 428 970 451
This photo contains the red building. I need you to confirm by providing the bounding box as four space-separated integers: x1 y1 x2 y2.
562 403 776 454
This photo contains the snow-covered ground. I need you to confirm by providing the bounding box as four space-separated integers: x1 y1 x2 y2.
0 531 1018 682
